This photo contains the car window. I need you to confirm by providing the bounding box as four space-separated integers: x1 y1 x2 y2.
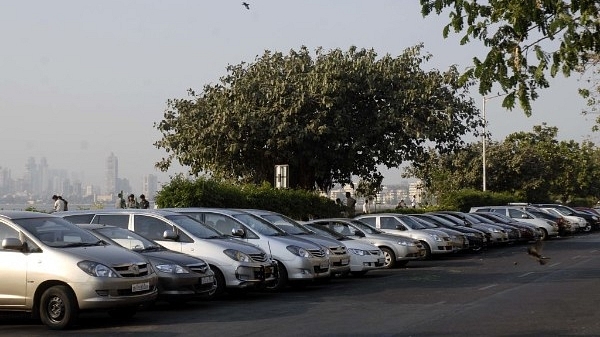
380 217 399 230
93 214 129 229
233 214 284 237
508 209 530 219
204 214 244 235
359 217 376 227
62 214 95 224
13 217 100 247
133 215 173 241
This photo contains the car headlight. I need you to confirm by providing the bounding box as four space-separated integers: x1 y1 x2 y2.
223 249 252 262
491 228 501 233
155 264 189 274
348 248 367 256
592 216 598 221
429 234 442 242
78 261 118 278
397 240 415 246
287 245 311 258
324 247 333 256
465 232 475 237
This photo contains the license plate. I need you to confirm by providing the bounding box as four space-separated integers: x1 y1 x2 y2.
201 276 213 284
377 258 385 264
131 282 149 292
341 258 349 265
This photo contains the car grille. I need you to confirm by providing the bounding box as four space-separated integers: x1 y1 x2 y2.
248 252 269 262
113 262 150 277
329 246 347 255
187 262 209 274
308 248 325 258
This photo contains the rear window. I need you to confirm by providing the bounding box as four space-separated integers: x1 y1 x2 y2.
62 214 95 224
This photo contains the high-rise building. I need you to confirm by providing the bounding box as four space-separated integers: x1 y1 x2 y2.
106 153 118 198
142 174 158 200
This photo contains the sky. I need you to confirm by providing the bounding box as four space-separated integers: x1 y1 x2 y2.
0 1 596 190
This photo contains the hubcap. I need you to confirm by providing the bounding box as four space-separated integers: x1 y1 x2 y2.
48 296 65 322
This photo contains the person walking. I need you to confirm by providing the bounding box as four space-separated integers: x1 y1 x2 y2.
51 195 66 212
126 194 139 208
362 199 371 214
345 192 356 217
139 194 150 209
411 195 416 208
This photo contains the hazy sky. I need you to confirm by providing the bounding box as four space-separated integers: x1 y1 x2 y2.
1 1 595 189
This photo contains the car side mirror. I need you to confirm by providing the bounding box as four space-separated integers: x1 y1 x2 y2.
232 228 245 238
2 237 24 251
163 229 178 240
354 230 365 238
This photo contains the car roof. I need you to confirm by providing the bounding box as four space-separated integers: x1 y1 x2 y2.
163 207 247 216
57 209 183 216
0 210 54 220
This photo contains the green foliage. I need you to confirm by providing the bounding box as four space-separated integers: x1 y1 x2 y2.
437 189 517 212
155 175 341 220
420 0 600 115
154 45 481 192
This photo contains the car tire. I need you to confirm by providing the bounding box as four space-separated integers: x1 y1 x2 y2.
207 266 226 300
380 247 396 269
539 228 548 240
583 223 592 232
39 285 78 330
420 241 432 259
265 261 288 291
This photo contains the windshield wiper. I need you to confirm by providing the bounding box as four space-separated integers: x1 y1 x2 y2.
62 240 106 247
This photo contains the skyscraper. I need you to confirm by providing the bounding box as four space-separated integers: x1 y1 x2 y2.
142 174 158 200
106 153 118 198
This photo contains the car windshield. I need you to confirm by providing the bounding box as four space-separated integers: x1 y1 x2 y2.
348 219 383 234
262 214 310 235
305 224 349 240
412 216 438 228
233 213 286 236
399 215 428 229
165 215 225 239
94 227 160 251
14 216 104 248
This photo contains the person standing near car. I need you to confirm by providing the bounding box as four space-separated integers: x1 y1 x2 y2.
139 194 150 209
51 194 65 212
115 192 126 209
126 194 139 208
346 192 356 217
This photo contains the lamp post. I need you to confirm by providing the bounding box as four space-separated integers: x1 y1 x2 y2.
482 93 506 192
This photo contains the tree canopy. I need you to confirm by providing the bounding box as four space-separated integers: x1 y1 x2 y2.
405 123 600 202
420 0 600 115
154 45 481 191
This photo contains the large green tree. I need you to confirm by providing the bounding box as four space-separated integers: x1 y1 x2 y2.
154 45 481 191
420 0 600 115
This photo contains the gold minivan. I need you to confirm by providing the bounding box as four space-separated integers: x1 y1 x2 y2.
0 211 158 329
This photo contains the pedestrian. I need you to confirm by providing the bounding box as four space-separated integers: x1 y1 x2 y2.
411 195 416 208
115 192 126 209
126 194 138 208
345 191 356 217
51 194 66 212
398 200 406 208
139 194 150 209
58 196 68 211
362 199 371 214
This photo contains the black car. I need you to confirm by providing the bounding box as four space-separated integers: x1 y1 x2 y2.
412 213 486 252
77 223 216 304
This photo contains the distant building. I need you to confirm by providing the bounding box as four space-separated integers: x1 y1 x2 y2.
142 174 158 200
106 153 118 198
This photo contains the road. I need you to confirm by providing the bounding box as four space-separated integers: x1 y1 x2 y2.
3 232 600 336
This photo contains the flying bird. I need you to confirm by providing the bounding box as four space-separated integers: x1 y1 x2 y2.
527 239 550 265
242 2 250 9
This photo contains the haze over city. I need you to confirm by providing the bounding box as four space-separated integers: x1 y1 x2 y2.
1 1 596 191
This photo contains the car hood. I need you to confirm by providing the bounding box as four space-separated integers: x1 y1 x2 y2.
140 248 205 265
62 244 148 265
343 239 380 251
212 237 266 254
293 234 343 248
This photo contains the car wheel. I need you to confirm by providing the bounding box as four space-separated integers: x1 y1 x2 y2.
583 224 592 232
420 241 432 259
539 228 549 240
39 285 78 330
380 247 396 269
265 261 288 291
207 266 226 300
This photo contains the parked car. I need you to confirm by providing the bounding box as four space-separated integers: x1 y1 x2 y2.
434 211 510 245
0 211 158 329
77 223 216 303
409 213 486 252
467 213 521 243
57 209 276 299
243 209 351 276
531 203 599 231
304 218 424 268
471 212 543 241
302 222 385 276
469 206 559 240
356 213 455 259
163 208 331 290
538 207 587 233
407 215 469 251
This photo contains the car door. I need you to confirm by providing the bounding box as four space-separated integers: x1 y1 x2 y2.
0 221 27 307
131 214 185 253
379 216 407 236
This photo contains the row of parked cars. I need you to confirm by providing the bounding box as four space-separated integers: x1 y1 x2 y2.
1 202 597 329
